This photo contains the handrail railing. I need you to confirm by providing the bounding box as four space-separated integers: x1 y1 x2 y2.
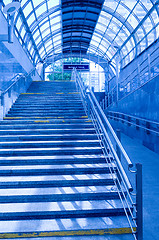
107 111 159 136
1 75 22 95
88 91 133 192
89 90 134 169
1 68 36 95
0 68 37 119
72 68 143 240
107 42 159 108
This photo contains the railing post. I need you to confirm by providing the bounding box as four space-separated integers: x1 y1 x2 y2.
116 129 121 161
87 93 90 117
136 163 143 240
137 64 141 87
148 54 151 81
0 94 4 107
146 121 150 135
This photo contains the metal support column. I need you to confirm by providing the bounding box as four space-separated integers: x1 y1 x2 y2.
136 163 143 240
148 54 151 81
115 52 120 103
116 129 121 161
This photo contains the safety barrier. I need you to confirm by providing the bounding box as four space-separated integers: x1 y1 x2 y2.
107 43 159 107
0 69 37 119
72 69 143 240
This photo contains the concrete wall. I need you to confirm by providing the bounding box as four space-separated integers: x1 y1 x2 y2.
108 74 159 122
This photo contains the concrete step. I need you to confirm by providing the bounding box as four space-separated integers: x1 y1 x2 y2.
0 123 93 130
0 128 94 135
0 191 124 203
0 154 110 166
4 116 89 120
1 119 91 124
0 178 115 188
13 102 83 106
0 208 131 221
0 133 99 142
6 111 86 117
0 140 101 148
0 147 103 156
0 165 115 176
10 106 85 110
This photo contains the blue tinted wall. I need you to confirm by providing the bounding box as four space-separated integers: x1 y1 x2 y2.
108 75 159 122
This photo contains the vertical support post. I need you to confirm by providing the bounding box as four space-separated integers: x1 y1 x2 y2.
116 129 121 161
98 52 100 92
7 14 14 44
136 163 143 240
0 94 4 107
148 54 151 81
53 58 55 82
115 50 120 103
146 121 150 135
102 99 105 110
62 58 63 81
138 64 141 86
87 93 90 118
89 50 91 89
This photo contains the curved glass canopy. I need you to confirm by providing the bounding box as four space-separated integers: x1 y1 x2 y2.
3 0 159 69
88 0 159 67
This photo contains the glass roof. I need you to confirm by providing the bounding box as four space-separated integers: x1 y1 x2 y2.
14 0 62 64
2 0 159 68
88 0 159 67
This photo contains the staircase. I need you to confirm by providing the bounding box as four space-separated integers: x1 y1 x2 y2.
0 80 135 239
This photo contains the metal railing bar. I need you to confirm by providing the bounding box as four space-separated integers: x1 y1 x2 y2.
1 75 22 95
73 69 143 240
89 90 133 168
107 71 159 106
90 104 135 204
108 111 159 126
1 68 36 96
90 105 137 231
88 94 133 192
108 116 159 136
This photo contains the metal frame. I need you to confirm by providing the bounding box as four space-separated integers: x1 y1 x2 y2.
107 111 159 136
72 68 143 240
106 41 159 107
1 0 157 71
88 0 159 68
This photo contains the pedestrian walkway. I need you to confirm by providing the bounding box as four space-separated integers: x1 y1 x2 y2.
121 133 159 240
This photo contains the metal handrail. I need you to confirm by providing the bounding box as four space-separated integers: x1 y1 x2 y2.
0 68 36 96
1 74 23 95
89 90 133 168
73 68 134 186
88 93 133 192
73 69 143 240
108 111 159 126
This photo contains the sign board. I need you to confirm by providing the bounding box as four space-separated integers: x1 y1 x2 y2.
63 64 89 71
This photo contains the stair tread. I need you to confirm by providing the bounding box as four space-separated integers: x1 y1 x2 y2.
0 178 116 189
0 163 114 170
0 80 131 235
0 154 106 160
0 146 102 151
0 199 126 211
0 173 116 182
0 216 134 233
0 140 101 148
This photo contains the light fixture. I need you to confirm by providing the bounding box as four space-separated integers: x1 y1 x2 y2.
1 1 21 43
3 0 21 16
